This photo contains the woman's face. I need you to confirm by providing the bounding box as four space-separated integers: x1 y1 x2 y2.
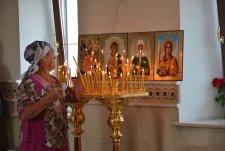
44 48 56 71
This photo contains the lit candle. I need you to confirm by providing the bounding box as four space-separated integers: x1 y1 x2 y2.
62 70 65 83
123 50 126 75
142 69 145 91
130 56 134 74
109 72 113 90
120 73 124 94
129 72 132 92
87 71 90 91
105 71 108 94
127 72 129 92
98 63 101 81
139 49 142 66
116 53 119 77
67 69 70 86
102 71 105 94
94 59 98 65
134 70 137 91
139 70 141 91
91 51 94 64
94 60 97 89
84 73 88 90
73 56 86 89
57 67 61 82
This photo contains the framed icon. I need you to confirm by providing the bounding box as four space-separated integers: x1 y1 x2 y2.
78 34 103 67
128 32 154 80
102 33 128 78
153 30 183 81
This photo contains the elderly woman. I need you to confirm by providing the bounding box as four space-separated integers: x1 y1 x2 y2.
17 41 90 151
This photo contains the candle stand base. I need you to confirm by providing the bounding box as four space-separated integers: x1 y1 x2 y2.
85 92 148 151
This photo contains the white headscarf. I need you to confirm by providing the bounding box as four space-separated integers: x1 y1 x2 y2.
20 41 52 79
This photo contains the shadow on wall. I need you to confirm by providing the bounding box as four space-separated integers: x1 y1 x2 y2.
0 90 9 151
0 39 12 150
0 39 11 80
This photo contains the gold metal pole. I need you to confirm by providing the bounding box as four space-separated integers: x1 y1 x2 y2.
99 97 129 151
68 101 88 151
109 98 124 151
74 135 82 151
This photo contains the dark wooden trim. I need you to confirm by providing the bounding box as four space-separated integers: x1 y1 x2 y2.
52 0 64 66
217 0 225 75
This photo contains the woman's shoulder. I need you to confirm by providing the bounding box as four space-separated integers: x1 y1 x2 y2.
18 75 34 89
19 74 44 94
17 75 36 100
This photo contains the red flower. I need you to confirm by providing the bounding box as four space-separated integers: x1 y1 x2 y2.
212 77 225 108
212 78 222 87
222 77 225 83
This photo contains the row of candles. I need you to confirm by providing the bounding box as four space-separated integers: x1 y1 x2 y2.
82 67 146 95
57 49 146 96
57 63 72 86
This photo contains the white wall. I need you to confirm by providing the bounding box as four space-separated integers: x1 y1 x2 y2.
78 0 180 34
179 0 223 121
18 0 56 75
0 0 20 81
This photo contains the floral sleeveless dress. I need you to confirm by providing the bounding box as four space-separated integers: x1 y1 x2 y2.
17 74 70 151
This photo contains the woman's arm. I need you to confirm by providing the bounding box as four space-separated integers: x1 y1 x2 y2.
20 87 63 121
74 56 92 100
74 76 85 101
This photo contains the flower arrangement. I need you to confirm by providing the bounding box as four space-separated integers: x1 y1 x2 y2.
212 77 225 108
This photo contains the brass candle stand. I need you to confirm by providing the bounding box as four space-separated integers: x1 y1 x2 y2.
67 79 148 151
65 56 148 151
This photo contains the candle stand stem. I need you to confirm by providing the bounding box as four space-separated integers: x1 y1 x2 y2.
68 99 89 151
97 97 130 151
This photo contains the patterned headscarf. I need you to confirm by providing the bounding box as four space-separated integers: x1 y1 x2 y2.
23 41 52 76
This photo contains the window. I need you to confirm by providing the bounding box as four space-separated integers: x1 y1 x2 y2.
65 0 78 77
217 0 225 75
54 0 78 77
